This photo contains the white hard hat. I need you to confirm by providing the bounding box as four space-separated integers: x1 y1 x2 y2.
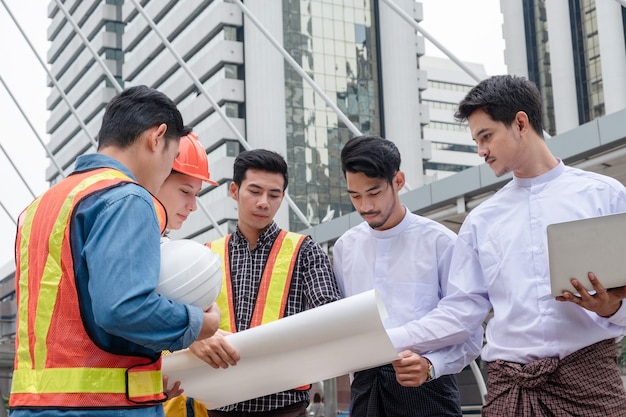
157 239 222 308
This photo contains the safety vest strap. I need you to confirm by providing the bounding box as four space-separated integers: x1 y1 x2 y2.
153 197 167 234
250 231 306 327
207 236 236 332
11 366 163 398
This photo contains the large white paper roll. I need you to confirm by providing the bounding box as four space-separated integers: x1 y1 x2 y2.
162 289 398 409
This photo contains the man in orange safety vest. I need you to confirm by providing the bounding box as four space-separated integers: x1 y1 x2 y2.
10 86 221 417
192 149 342 417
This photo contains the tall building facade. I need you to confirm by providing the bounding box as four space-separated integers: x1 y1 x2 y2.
45 0 438 240
420 56 486 181
501 0 626 136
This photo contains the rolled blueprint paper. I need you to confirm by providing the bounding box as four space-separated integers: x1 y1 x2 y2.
162 289 399 409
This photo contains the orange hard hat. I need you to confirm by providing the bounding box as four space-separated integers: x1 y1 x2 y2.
172 132 219 186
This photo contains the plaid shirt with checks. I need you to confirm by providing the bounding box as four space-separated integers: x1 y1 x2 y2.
216 221 342 413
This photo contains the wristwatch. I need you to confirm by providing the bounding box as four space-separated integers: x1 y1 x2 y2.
425 357 435 381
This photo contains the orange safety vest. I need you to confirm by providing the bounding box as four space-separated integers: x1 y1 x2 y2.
10 167 168 408
208 230 306 332
208 230 311 391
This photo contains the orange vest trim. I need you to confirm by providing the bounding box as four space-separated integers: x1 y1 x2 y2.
154 197 168 234
11 167 167 408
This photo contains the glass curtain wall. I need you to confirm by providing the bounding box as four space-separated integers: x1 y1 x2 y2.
282 0 381 230
523 0 556 136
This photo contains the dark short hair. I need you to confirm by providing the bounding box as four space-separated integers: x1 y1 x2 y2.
96 85 191 150
341 135 401 184
233 149 289 190
455 75 544 137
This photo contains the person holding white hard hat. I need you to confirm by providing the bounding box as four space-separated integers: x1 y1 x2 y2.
158 132 223 417
156 132 223 309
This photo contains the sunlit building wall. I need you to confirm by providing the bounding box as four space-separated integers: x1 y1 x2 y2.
420 56 486 181
501 0 626 136
45 1 125 183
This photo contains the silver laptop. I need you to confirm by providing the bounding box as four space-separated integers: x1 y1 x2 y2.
547 212 626 297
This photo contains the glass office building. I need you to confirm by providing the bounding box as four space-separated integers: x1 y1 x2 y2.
502 0 626 136
282 0 381 229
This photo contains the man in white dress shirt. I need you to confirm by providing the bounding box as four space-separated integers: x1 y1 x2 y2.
404 75 626 416
333 135 483 417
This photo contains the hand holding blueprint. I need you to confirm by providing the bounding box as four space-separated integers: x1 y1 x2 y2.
162 289 398 409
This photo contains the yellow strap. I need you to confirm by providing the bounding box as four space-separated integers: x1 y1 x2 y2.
208 237 233 332
256 231 303 325
11 367 163 397
15 198 41 370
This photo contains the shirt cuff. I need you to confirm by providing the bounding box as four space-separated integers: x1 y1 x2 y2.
605 300 626 326
385 326 413 353
421 351 446 380
183 304 205 348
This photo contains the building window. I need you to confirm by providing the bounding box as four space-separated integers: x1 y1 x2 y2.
427 80 473 93
427 121 469 133
282 0 380 230
423 162 470 173
422 99 459 111
432 142 477 153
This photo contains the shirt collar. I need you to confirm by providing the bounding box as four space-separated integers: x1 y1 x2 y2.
370 205 411 238
513 158 564 188
233 221 280 249
74 153 137 181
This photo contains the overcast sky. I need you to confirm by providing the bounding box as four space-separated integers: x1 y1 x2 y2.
0 0 506 267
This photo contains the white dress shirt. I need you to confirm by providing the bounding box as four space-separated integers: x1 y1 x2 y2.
333 207 483 378
390 160 626 364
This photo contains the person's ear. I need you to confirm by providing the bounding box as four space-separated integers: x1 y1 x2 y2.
515 111 529 134
229 181 239 201
393 171 405 191
149 123 168 152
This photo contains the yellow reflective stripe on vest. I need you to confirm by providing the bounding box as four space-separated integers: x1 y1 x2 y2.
210 231 305 331
251 231 305 326
15 198 42 371
16 170 133 372
208 236 235 332
11 367 162 397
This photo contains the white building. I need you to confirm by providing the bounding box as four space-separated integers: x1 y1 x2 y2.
420 56 486 181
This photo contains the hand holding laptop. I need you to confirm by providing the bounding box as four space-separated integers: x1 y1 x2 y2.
555 271 626 318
